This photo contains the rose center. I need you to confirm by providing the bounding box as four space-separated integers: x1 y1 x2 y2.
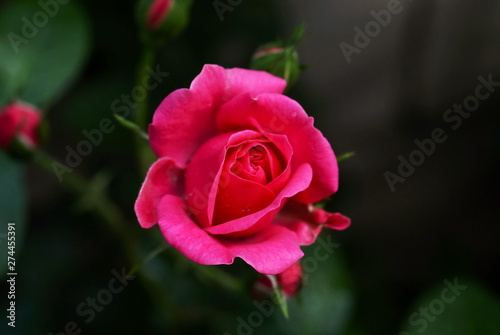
228 141 284 185
249 146 265 162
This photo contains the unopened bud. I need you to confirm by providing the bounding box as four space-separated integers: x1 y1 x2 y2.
138 0 193 46
251 44 300 88
250 24 305 88
253 262 303 299
0 101 41 151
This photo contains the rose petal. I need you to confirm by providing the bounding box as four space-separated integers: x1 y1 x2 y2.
275 220 323 246
204 163 313 236
273 201 351 245
186 130 265 227
185 132 231 227
253 125 293 194
221 225 304 275
157 195 303 274
224 131 292 193
213 168 276 225
313 209 351 230
149 88 218 166
149 65 286 166
216 93 339 203
157 195 233 264
227 141 272 185
134 157 185 228
190 65 286 105
221 67 287 100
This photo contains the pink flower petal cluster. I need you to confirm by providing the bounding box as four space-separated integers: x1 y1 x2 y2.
135 65 350 274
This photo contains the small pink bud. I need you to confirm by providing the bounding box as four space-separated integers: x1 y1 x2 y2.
254 262 303 299
0 102 41 150
253 46 284 59
147 0 173 29
276 262 303 297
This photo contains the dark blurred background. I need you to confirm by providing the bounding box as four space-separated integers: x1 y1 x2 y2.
1 0 499 334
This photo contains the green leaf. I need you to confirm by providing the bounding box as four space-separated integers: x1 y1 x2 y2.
114 113 149 140
337 151 355 163
0 0 90 109
399 278 500 335
286 23 306 47
0 152 27 279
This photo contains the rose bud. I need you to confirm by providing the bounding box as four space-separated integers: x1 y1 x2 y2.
0 101 41 151
250 44 301 87
250 25 305 88
254 262 303 299
147 0 172 29
138 0 193 44
135 64 350 275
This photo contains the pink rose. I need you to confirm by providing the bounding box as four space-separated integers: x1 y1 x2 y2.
0 102 41 150
135 64 350 274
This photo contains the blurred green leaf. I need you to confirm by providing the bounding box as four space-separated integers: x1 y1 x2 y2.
286 23 306 48
399 279 500 335
0 0 90 109
0 152 27 279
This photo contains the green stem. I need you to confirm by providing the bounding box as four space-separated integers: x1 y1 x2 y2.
33 150 137 258
135 46 156 176
33 150 180 323
266 274 289 319
34 151 86 193
135 46 155 130
128 242 170 277
34 150 181 321
192 264 245 292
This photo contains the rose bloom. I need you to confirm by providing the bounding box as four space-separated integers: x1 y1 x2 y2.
135 65 350 274
0 101 41 150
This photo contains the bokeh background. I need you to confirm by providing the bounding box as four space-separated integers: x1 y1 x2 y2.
1 0 500 334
